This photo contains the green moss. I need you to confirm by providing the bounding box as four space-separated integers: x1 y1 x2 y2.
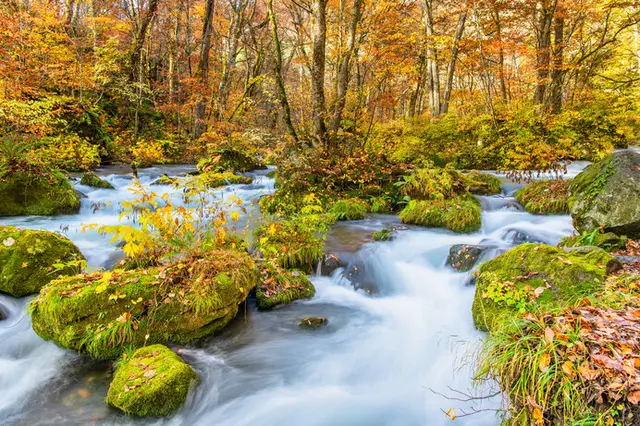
461 171 502 195
567 156 613 211
515 179 570 215
400 168 457 200
253 218 325 272
256 267 315 310
196 150 264 174
0 226 84 297
372 228 393 241
329 199 367 221
0 170 80 216
399 194 481 233
199 172 252 188
472 244 619 331
559 230 627 252
30 250 257 359
106 344 198 417
80 171 114 189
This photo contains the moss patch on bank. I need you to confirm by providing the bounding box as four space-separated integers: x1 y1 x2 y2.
256 264 315 310
0 170 80 216
399 194 481 233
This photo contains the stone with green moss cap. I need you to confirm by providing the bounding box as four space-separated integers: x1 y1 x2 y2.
256 268 315 310
0 170 80 216
569 150 640 237
399 194 481 233
0 226 84 297
80 171 114 189
461 171 502 195
472 244 621 331
106 344 198 417
30 250 257 359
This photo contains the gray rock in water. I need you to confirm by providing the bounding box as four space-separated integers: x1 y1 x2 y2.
299 317 328 328
502 229 545 245
447 244 488 272
569 150 640 238
319 253 343 276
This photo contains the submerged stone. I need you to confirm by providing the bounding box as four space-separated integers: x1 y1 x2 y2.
106 345 198 417
447 244 488 272
80 171 114 189
569 150 640 237
0 226 84 297
472 244 621 331
299 317 328 328
30 251 257 358
0 170 80 216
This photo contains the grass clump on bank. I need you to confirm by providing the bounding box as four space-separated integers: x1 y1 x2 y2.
515 179 570 215
399 194 481 233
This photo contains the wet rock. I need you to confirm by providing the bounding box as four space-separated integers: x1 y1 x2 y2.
447 244 489 272
569 150 640 238
0 226 84 297
299 317 328 328
80 171 114 189
615 255 640 268
106 345 198 417
319 253 342 276
344 260 379 294
472 244 620 332
501 229 545 245
30 251 257 359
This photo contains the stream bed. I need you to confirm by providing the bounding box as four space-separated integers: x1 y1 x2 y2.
0 163 586 426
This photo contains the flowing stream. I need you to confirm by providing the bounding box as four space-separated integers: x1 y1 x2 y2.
0 163 586 426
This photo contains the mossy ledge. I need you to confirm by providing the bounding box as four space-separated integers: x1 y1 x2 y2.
399 194 481 233
80 171 114 189
0 226 84 297
30 250 257 359
472 243 620 331
106 344 198 417
0 170 80 216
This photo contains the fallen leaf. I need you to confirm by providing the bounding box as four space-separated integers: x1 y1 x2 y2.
2 237 15 247
539 353 551 373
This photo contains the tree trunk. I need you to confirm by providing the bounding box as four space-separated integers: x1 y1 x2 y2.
329 0 364 135
311 0 328 146
550 9 564 114
534 0 557 106
267 0 298 142
192 0 215 140
218 0 247 120
422 0 441 119
492 7 508 102
129 0 159 83
441 1 468 115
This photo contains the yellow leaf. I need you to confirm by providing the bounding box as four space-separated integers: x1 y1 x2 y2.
532 407 544 425
21 262 28 268
268 223 277 236
539 353 551 373
230 211 240 222
445 408 456 420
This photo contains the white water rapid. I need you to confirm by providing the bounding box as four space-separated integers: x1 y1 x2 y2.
0 164 582 426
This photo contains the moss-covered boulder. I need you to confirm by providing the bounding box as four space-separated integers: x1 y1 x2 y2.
80 171 114 189
256 266 315 310
150 175 177 186
199 172 252 188
461 171 502 195
0 170 81 216
559 231 627 252
329 199 367 221
30 251 257 358
569 150 640 237
0 226 84 297
399 194 481 233
106 345 198 417
472 244 621 331
515 179 570 215
197 150 264 174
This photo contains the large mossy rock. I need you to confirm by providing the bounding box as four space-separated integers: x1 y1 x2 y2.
106 345 198 417
256 266 315 310
472 244 620 331
569 150 640 237
0 226 84 297
0 170 81 216
30 250 257 358
515 179 570 215
462 171 502 195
